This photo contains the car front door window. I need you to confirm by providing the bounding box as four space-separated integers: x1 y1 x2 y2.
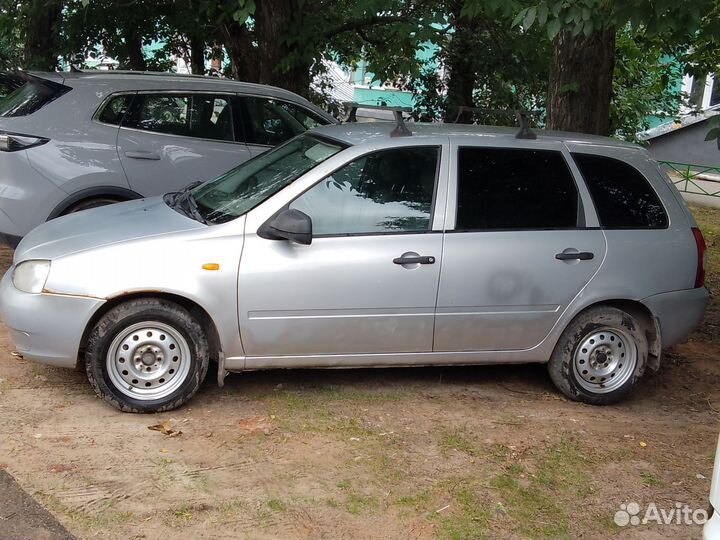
290 146 439 235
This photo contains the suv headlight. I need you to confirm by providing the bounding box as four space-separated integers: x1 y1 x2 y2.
12 260 51 293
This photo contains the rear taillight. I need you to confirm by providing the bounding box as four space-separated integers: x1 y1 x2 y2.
692 227 707 288
0 132 48 152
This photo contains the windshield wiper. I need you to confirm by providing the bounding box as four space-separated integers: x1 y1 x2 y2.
179 190 208 225
164 180 205 222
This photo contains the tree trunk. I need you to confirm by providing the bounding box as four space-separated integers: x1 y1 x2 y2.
547 27 616 135
23 0 63 71
254 0 311 97
122 27 147 71
189 36 205 75
443 4 477 123
219 21 258 82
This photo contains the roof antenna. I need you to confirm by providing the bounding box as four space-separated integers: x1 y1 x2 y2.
390 110 412 138
515 110 536 139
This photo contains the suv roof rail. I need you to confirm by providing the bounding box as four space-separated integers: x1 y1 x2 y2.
342 102 413 138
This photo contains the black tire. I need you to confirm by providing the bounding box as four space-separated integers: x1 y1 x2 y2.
62 197 123 215
548 306 648 405
85 298 209 413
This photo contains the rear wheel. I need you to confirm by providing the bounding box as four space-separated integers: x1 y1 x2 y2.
85 298 209 413
62 196 123 215
548 306 648 405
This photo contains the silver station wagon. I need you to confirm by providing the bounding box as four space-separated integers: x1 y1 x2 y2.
0 122 709 412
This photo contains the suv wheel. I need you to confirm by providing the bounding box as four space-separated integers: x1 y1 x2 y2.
548 306 648 405
85 298 209 413
63 196 122 215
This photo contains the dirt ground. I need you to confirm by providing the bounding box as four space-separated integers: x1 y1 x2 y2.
1 208 719 540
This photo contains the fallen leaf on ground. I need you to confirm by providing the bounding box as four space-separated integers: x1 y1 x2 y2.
148 421 182 437
639 441 647 447
238 416 273 435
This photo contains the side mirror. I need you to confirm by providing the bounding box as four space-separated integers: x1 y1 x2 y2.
258 208 312 245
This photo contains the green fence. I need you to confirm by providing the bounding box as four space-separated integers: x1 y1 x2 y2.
659 161 720 198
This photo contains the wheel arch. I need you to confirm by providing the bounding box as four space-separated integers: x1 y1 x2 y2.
562 299 662 371
78 292 222 369
48 186 143 220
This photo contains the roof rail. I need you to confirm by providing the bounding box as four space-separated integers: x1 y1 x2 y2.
514 110 537 140
342 102 413 138
448 106 538 139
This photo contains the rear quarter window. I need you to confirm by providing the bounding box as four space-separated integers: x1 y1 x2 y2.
572 153 668 229
0 73 70 117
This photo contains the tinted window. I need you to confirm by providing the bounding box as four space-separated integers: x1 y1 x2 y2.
290 147 439 235
123 94 234 141
0 73 69 117
573 153 668 229
242 97 329 146
97 94 133 125
456 148 579 230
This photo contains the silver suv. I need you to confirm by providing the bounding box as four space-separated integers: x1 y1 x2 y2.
0 71 336 246
0 122 709 412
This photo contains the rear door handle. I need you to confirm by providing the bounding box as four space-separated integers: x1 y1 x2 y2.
125 151 161 160
393 255 436 265
555 251 594 261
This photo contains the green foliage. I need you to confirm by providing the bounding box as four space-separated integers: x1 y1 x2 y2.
0 1 23 70
610 27 684 141
408 2 549 125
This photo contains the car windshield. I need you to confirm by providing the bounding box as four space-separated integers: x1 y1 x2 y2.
192 134 346 224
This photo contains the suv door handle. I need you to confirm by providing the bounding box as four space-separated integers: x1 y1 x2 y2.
393 255 436 265
125 151 161 160
555 251 594 261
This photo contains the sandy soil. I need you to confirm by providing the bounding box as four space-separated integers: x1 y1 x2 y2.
0 245 718 540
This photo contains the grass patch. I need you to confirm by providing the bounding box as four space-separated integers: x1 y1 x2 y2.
641 472 663 487
436 481 492 540
484 435 595 538
34 490 135 533
336 479 379 515
689 204 720 343
438 427 480 457
267 497 286 512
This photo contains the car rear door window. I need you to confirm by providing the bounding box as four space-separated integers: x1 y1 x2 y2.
122 94 234 141
241 97 329 146
572 153 668 229
455 147 579 230
290 146 439 235
97 94 134 125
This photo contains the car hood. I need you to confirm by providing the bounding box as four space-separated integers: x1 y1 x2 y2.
14 197 205 262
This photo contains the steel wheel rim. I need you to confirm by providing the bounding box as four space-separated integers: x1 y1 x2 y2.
573 327 637 394
106 321 192 401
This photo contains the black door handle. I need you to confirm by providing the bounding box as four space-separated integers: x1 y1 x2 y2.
393 255 436 265
555 251 594 261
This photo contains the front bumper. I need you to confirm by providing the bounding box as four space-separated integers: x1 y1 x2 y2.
704 508 720 540
0 268 105 368
642 287 710 348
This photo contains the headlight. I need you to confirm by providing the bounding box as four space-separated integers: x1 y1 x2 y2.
12 260 51 293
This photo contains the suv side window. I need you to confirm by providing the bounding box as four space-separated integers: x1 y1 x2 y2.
456 147 579 230
290 146 439 235
122 94 234 141
241 97 328 146
97 94 133 125
572 153 668 229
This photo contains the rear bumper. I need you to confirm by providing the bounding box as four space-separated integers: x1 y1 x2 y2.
642 287 709 348
0 268 104 368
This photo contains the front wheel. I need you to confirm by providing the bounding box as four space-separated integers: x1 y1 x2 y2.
85 298 209 413
548 306 648 405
